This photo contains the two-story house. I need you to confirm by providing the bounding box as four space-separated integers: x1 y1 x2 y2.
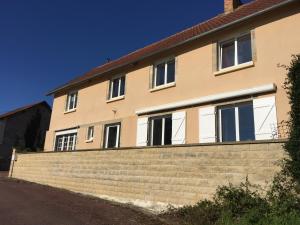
44 0 300 152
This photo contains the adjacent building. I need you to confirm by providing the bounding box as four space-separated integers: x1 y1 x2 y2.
0 102 51 170
45 0 300 152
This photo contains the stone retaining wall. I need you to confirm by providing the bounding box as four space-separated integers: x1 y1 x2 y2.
10 141 285 211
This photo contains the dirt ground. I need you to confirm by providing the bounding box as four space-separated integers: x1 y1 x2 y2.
0 177 179 225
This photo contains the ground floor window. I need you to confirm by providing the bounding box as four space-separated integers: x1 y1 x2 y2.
149 114 172 146
55 132 77 151
104 123 120 148
218 102 255 142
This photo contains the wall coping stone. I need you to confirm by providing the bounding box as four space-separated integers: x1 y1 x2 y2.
19 139 287 155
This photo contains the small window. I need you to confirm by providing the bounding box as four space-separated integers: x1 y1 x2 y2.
153 59 175 88
219 33 252 70
66 91 78 112
55 132 77 151
218 102 255 142
149 115 172 146
109 76 125 99
104 123 120 148
86 126 94 141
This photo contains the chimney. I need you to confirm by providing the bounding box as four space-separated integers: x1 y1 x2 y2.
224 0 242 14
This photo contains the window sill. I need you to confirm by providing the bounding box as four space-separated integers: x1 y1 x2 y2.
64 109 76 114
106 96 125 103
214 61 254 76
85 139 93 143
150 82 176 92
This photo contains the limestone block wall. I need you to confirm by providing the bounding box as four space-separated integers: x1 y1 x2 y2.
10 141 285 211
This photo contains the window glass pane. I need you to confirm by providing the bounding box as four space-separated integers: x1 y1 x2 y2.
221 107 236 142
164 117 172 145
167 60 175 83
111 79 119 98
73 93 77 108
221 41 235 69
107 126 118 148
152 118 162 145
69 94 74 109
238 103 255 141
238 34 252 64
68 135 74 150
155 63 165 86
73 134 77 150
87 127 94 140
120 76 125 96
63 136 68 150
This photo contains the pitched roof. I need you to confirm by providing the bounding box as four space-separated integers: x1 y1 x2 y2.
48 0 296 95
0 101 51 120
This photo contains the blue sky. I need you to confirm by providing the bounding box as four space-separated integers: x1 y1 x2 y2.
0 0 252 114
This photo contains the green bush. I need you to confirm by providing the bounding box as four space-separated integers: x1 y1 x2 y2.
164 174 300 225
283 55 300 183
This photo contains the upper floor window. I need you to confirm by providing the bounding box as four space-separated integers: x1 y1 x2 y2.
86 126 94 142
153 58 175 88
219 33 252 70
66 91 78 112
109 76 125 99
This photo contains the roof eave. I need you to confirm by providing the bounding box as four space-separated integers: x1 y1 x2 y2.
46 0 297 96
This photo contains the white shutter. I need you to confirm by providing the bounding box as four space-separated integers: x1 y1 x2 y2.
172 111 186 145
199 107 216 143
253 96 278 140
136 117 148 146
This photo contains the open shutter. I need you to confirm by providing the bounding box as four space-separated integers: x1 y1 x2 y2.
253 96 278 140
172 111 186 145
136 117 148 146
199 107 216 143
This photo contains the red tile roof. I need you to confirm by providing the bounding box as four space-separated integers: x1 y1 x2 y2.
0 101 51 120
48 0 296 95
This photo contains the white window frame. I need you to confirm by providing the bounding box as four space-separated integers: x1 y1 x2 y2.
86 126 94 142
54 128 78 151
149 115 172 146
218 33 252 71
218 102 254 142
109 76 125 100
153 58 176 88
66 91 78 112
104 123 120 148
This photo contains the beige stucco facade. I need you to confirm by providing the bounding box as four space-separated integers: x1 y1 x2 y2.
45 4 300 151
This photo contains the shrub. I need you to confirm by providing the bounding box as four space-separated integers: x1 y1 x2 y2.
282 55 300 184
164 175 300 225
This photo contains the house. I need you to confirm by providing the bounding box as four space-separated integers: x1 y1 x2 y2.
0 101 51 170
44 0 300 152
